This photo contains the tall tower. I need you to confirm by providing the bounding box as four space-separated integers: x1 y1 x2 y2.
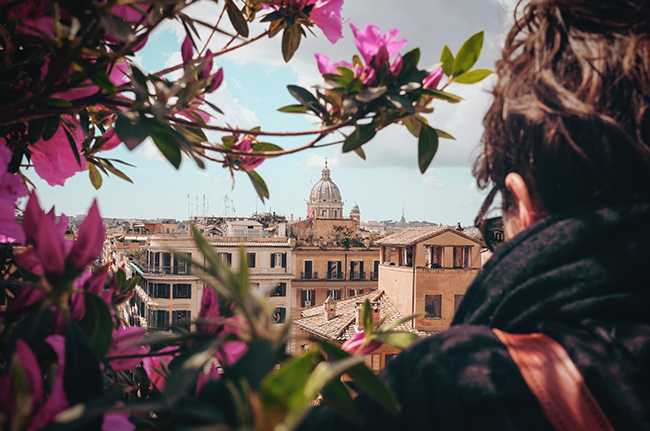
308 162 343 219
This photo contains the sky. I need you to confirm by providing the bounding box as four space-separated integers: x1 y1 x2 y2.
30 0 517 225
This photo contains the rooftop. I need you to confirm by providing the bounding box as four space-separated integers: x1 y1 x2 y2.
293 290 428 342
375 226 484 247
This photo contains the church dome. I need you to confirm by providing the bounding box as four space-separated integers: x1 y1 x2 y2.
310 163 342 203
351 202 359 211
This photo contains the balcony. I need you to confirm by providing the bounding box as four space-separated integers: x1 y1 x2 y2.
131 260 195 275
327 271 345 280
350 271 366 281
370 271 378 281
300 271 319 280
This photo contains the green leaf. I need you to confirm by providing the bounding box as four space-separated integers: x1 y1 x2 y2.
46 98 72 107
379 313 423 332
353 146 366 160
64 321 103 409
277 104 308 114
88 163 103 190
335 66 355 81
91 71 117 95
252 142 283 152
320 378 355 422
440 45 454 77
43 116 61 141
79 293 114 357
454 68 492 84
314 340 400 413
28 117 48 144
115 113 150 150
342 124 376 153
282 24 302 62
422 88 463 103
131 65 148 89
433 128 455 140
362 299 373 333
374 332 421 350
386 94 415 114
404 115 425 138
400 48 421 75
63 126 82 168
228 340 275 390
355 86 387 103
226 0 249 38
247 169 270 203
287 85 327 117
452 31 484 77
260 350 321 411
151 126 182 169
418 124 439 174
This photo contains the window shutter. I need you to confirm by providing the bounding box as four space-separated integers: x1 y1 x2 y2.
359 289 363 294
187 253 192 274
282 253 286 268
271 253 276 268
360 261 364 274
172 311 177 324
153 283 158 298
187 310 191 322
301 290 307 307
173 284 177 298
327 289 331 299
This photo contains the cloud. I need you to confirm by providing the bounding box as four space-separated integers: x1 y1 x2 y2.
137 138 166 162
422 174 446 188
462 182 478 191
296 152 339 172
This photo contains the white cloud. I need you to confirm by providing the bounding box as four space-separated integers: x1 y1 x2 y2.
197 170 211 178
422 175 446 188
462 182 478 191
296 152 339 172
137 138 166 162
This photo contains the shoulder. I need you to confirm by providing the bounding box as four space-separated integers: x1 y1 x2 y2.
353 325 553 431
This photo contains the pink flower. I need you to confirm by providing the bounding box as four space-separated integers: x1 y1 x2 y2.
107 326 151 372
142 346 179 391
0 143 28 244
341 331 382 355
101 129 123 151
422 67 443 90
15 194 104 282
5 0 54 36
314 53 352 75
181 35 193 68
307 0 344 44
350 23 407 66
30 120 86 187
207 67 224 93
0 336 68 431
101 402 135 431
232 137 265 171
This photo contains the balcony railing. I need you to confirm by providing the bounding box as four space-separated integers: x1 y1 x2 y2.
300 271 319 280
327 271 345 280
132 260 195 275
370 271 378 281
350 271 366 281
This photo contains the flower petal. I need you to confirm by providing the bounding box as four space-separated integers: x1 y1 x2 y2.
67 200 104 273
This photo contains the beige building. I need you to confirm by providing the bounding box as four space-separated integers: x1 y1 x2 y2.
376 226 484 333
292 246 380 312
129 235 293 330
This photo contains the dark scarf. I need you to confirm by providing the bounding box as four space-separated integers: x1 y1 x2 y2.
453 203 650 332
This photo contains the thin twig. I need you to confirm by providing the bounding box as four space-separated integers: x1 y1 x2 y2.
106 348 181 360
198 3 228 56
193 132 329 157
170 116 353 137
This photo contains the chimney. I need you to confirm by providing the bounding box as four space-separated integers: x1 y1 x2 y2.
355 299 381 328
324 295 336 320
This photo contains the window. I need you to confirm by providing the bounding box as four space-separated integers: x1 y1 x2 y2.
454 294 465 315
372 260 380 279
333 210 337 217
246 252 256 268
349 288 364 297
270 283 286 297
271 252 287 268
173 252 191 274
153 310 169 327
301 289 315 307
350 260 365 280
425 294 442 319
431 246 444 267
172 310 191 324
327 260 342 279
322 210 327 217
153 283 170 299
326 289 342 300
218 252 232 268
453 246 471 268
173 283 191 299
273 307 286 323
162 252 171 274
365 354 381 371
303 260 314 279
140 302 145 317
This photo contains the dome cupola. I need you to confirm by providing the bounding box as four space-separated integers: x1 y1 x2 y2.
308 162 344 219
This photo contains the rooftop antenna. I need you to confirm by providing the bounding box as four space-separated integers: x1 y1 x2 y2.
187 194 191 220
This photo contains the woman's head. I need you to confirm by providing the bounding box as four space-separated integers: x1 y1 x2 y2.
474 0 650 218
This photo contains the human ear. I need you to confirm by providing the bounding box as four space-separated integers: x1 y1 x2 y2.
504 172 541 230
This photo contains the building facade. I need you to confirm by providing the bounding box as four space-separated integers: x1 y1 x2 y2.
376 226 484 333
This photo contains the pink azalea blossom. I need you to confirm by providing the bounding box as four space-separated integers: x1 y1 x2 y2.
341 331 382 355
314 53 352 75
422 67 443 90
101 129 123 151
0 336 68 431
349 23 407 66
181 35 193 68
307 0 344 44
107 326 151 372
5 0 55 36
232 137 265 171
30 121 86 187
142 346 179 391
0 143 28 244
101 402 135 431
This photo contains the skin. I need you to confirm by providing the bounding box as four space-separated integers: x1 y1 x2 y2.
503 172 543 240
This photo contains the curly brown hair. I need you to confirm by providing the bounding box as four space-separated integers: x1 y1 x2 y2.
474 0 650 215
